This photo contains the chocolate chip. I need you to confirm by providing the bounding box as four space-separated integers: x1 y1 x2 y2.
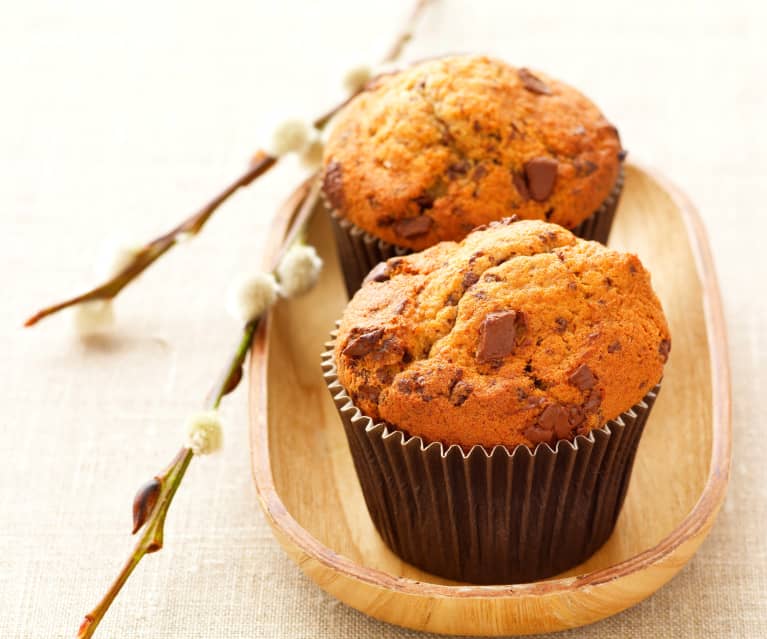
447 160 470 178
342 328 384 357
322 161 344 209
569 364 597 391
512 171 530 201
608 340 621 353
363 262 391 285
356 384 380 404
518 68 552 95
476 311 523 363
412 193 435 210
525 157 558 201
462 271 479 289
555 317 568 333
659 339 671 362
576 160 598 177
472 164 487 181
538 404 570 435
583 391 602 414
618 149 628 162
524 426 554 445
376 368 394 384
568 405 586 428
393 215 432 238
449 380 473 406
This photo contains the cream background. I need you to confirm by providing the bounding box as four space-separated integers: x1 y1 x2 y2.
1 0 765 637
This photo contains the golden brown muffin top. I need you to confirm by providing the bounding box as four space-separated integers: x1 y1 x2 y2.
333 219 670 449
322 55 624 250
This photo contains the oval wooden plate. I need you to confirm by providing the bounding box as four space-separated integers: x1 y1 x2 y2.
248 163 731 636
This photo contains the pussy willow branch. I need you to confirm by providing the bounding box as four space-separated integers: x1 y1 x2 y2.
24 0 431 329
75 180 323 639
76 321 257 639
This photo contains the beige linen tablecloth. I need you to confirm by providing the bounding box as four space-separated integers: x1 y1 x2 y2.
2 1 765 636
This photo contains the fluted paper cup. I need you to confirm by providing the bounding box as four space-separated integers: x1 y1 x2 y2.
321 328 659 584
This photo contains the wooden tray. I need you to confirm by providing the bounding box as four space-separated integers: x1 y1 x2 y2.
248 163 731 636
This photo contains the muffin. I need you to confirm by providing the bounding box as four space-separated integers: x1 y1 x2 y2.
323 218 670 584
322 55 626 295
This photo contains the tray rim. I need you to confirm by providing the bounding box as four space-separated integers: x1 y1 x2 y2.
248 163 731 602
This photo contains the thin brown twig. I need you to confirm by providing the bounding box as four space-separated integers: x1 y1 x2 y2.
77 318 259 639
383 0 430 63
24 154 276 327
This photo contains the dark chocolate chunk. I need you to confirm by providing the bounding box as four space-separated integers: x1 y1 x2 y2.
342 328 384 357
659 339 671 362
569 364 597 390
393 215 433 239
356 384 380 404
447 159 470 178
462 271 479 289
568 406 586 428
608 340 621 353
412 193 435 210
555 317 568 333
322 160 345 209
576 160 598 177
583 390 603 414
518 68 552 95
472 164 488 181
524 426 554 445
363 262 391 285
525 157 558 201
511 171 530 201
538 404 570 435
449 380 473 406
476 311 521 363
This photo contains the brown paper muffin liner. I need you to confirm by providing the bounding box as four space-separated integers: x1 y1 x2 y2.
321 330 659 585
327 168 625 297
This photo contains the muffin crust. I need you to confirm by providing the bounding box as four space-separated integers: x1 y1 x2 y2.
323 55 624 250
334 219 669 449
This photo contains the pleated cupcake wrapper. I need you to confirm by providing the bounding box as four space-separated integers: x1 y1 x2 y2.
321 329 659 585
326 168 625 298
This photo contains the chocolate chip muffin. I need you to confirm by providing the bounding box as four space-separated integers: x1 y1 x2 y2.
334 218 667 449
323 54 625 295
323 218 669 583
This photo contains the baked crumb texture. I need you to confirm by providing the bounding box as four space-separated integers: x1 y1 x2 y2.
334 219 670 449
323 55 624 250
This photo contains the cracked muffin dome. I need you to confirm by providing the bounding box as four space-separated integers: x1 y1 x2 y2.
333 218 670 449
322 55 624 251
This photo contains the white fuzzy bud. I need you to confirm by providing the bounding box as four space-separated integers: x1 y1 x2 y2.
186 410 223 455
72 300 115 336
299 134 325 169
226 271 279 323
277 244 323 298
343 64 373 94
267 119 311 157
